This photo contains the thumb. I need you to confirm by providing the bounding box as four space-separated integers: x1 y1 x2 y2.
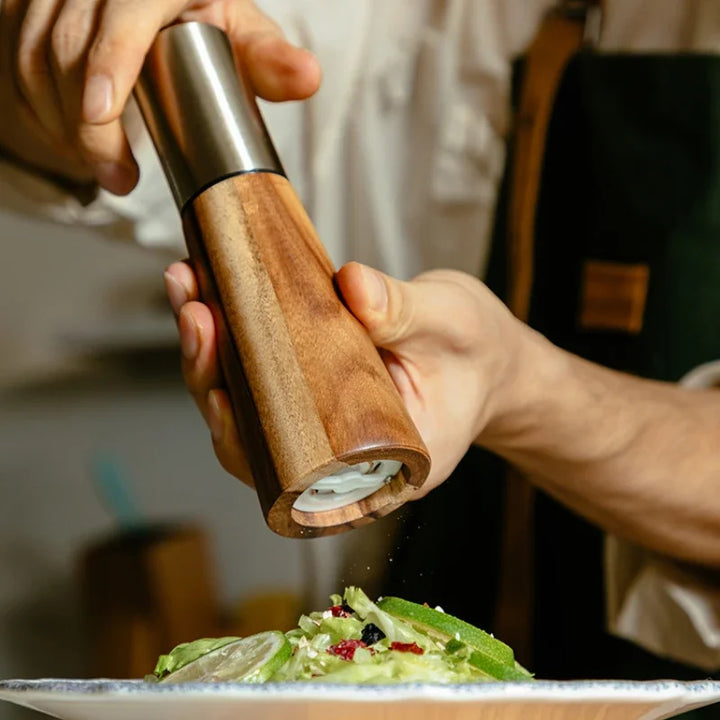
335 262 419 351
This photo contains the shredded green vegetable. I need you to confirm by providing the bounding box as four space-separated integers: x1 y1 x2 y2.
150 587 534 684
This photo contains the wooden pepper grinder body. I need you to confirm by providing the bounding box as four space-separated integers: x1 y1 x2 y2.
136 23 430 537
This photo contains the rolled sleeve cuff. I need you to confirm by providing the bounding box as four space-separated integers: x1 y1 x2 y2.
605 360 720 673
0 105 184 254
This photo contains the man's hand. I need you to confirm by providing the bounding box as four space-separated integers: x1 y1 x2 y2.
164 259 720 567
163 260 535 493
0 0 321 193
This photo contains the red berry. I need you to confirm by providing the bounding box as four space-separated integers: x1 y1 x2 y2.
329 605 352 618
390 641 424 655
327 639 367 661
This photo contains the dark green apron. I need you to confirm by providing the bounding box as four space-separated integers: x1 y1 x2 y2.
381 51 720 717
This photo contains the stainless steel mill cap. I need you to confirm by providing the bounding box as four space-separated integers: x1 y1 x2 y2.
135 22 284 210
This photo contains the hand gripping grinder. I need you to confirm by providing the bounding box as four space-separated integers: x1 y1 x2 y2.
135 22 430 538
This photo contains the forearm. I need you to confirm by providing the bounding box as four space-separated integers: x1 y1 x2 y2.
479 329 720 567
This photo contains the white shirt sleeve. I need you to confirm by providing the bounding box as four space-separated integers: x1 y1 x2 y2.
0 0 552 279
0 101 185 254
606 537 720 672
605 361 720 673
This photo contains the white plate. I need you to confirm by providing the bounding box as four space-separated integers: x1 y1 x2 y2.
1 679 719 720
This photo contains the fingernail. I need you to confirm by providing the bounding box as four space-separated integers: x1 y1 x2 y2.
178 308 199 360
362 265 388 313
164 271 188 316
84 74 113 123
208 391 225 444
94 162 136 196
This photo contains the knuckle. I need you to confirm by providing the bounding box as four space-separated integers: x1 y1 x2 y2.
49 21 85 73
182 361 203 396
86 34 122 69
55 137 84 163
382 286 415 344
15 43 45 88
75 122 126 164
74 122 102 152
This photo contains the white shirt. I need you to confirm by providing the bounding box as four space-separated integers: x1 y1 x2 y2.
5 0 720 273
2 0 720 670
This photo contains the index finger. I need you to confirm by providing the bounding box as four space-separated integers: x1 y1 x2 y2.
81 0 186 124
82 0 320 126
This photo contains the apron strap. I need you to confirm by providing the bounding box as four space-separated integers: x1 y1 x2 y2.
494 1 594 667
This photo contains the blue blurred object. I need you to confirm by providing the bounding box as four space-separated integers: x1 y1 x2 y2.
91 453 143 530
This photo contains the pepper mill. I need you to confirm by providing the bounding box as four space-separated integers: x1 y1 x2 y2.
135 22 430 538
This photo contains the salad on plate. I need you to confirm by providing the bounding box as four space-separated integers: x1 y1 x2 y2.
149 587 533 684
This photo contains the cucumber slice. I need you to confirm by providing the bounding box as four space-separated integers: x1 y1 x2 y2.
468 653 534 681
377 597 514 666
154 637 240 679
160 631 292 684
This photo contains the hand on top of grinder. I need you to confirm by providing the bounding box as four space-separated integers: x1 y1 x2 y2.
163 260 541 496
0 0 321 193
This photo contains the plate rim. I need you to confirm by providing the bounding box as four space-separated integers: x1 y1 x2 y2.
1 678 720 704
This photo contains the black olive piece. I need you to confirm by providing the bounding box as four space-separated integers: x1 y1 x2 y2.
361 622 386 645
341 602 354 615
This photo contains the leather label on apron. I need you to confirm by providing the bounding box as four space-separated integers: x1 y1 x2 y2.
579 260 650 334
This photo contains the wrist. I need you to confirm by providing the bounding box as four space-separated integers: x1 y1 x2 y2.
477 328 648 477
477 324 568 451
0 141 98 205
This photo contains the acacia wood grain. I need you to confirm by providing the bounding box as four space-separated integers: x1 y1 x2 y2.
182 172 430 537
